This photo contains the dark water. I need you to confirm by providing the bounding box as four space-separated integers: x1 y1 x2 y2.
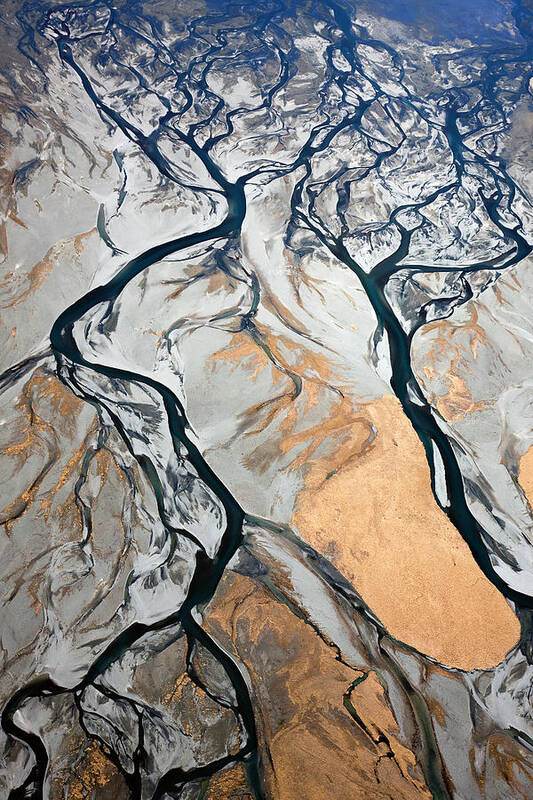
3 0 533 796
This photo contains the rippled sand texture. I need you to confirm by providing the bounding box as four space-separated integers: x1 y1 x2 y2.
1 0 533 797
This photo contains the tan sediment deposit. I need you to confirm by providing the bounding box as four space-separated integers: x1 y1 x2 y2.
204 763 252 799
55 742 129 800
519 445 533 510
204 570 432 800
292 393 520 671
416 312 488 423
